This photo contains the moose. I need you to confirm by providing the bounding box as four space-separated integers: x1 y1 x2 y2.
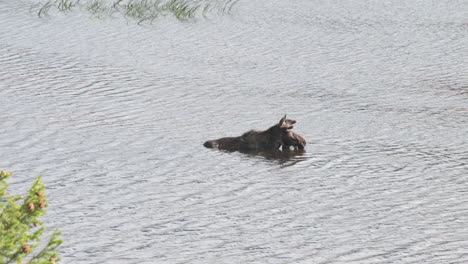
203 115 306 152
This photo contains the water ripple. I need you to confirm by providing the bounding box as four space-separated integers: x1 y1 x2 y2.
1 0 467 263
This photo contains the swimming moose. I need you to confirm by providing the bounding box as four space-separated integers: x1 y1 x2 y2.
203 115 306 152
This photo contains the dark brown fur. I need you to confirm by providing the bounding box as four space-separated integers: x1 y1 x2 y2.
282 130 306 150
204 115 296 151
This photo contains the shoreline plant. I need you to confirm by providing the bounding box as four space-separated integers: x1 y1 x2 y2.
34 0 239 23
0 171 63 264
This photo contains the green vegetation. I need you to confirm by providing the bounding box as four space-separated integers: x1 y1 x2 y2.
0 171 63 264
35 0 239 23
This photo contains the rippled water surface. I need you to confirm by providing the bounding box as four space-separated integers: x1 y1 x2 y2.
1 0 467 263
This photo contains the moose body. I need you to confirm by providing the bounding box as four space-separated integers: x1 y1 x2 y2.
203 115 306 152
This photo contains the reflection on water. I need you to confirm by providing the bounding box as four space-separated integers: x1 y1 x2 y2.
0 0 467 263
245 148 307 161
224 148 309 166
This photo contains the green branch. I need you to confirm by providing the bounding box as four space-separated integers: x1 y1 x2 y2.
0 171 63 264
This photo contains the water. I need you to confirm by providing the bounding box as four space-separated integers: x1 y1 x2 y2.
1 0 467 263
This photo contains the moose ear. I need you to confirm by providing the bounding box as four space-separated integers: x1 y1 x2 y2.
278 114 287 126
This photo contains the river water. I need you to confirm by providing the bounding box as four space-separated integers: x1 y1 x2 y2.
1 0 467 263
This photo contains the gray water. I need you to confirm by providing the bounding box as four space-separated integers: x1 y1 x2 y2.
1 0 468 263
